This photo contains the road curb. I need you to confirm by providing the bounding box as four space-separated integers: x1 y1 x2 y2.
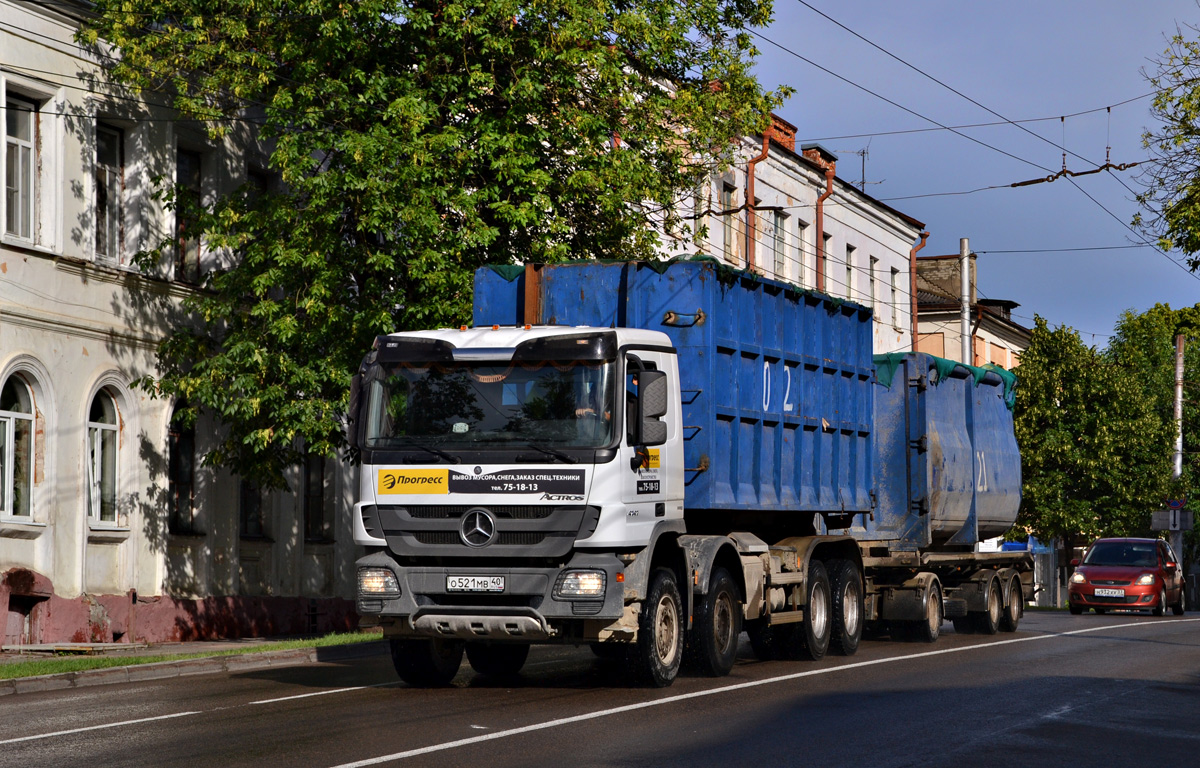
0 640 387 697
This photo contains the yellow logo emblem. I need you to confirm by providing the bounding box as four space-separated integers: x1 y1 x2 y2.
377 469 449 495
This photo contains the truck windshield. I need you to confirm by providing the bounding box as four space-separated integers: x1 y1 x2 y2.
362 358 616 449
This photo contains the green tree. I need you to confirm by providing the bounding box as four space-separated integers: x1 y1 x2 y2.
1014 318 1172 556
82 0 786 486
1135 24 1200 264
1108 303 1200 559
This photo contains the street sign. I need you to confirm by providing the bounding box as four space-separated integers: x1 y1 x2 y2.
1152 508 1194 531
1167 498 1187 509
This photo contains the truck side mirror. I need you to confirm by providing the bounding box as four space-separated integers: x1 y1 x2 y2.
635 370 668 447
347 373 362 450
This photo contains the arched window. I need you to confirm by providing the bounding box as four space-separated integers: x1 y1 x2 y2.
87 390 118 523
0 376 34 518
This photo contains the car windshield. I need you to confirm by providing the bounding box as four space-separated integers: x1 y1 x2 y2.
362 358 616 450
1082 541 1157 568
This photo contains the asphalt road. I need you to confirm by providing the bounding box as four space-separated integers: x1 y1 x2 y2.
3 611 1198 768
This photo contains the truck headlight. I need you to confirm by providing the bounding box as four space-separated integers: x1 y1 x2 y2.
1135 573 1156 586
359 567 400 596
555 570 606 599
1070 571 1086 584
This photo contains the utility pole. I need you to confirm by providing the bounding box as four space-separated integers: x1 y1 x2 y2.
1172 334 1186 566
960 238 971 364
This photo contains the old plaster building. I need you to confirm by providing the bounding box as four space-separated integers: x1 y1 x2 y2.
0 0 357 644
914 252 1031 368
659 115 928 355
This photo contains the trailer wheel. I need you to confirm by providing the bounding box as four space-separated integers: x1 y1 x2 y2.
999 577 1023 632
390 638 464 687
972 578 1002 635
629 567 683 687
827 559 863 656
912 582 943 643
790 560 831 661
687 567 742 676
466 643 530 677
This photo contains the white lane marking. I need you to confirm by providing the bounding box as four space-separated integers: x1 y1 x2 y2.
0 711 200 745
251 683 397 705
329 617 1200 767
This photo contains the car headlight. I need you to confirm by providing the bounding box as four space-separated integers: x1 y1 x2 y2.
555 570 606 598
1135 573 1156 586
1070 571 1087 584
358 567 401 595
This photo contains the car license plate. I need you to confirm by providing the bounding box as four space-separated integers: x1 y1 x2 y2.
1094 587 1124 598
446 575 505 593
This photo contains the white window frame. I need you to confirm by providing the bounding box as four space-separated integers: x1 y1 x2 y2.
772 210 787 279
86 390 119 524
797 220 810 288
0 377 34 519
869 256 879 316
95 122 124 262
845 244 856 301
3 95 36 242
719 184 736 263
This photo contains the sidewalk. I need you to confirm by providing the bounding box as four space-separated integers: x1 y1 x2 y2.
0 637 387 696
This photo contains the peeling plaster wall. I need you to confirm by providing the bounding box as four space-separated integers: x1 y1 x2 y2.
0 1 362 645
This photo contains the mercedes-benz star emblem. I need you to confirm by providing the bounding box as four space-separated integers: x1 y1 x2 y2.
460 508 497 548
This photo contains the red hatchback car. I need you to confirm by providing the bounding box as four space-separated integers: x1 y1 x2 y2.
1068 537 1186 615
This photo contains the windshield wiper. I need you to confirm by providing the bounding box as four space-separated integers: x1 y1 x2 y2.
518 442 576 464
396 437 460 464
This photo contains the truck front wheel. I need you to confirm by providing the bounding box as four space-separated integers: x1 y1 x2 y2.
629 567 684 687
687 567 742 676
390 638 464 687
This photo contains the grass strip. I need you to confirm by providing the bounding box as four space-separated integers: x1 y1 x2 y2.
0 631 381 681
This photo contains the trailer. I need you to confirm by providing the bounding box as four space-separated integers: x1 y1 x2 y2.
350 259 1030 687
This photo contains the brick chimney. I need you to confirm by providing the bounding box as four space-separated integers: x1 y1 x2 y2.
767 113 797 152
800 142 837 174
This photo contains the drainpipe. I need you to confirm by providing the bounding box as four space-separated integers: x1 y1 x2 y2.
814 167 835 292
745 134 770 273
909 231 929 349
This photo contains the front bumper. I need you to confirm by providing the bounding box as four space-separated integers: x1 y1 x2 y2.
1068 584 1163 609
355 550 626 640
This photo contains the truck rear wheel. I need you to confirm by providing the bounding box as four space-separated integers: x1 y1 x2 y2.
827 559 863 656
972 578 1002 634
790 560 831 661
686 567 741 676
390 638 464 687
629 567 684 688
466 643 530 677
914 582 943 643
999 577 1022 632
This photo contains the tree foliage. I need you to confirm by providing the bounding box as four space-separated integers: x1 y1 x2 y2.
83 0 786 486
1135 23 1200 265
1014 317 1172 550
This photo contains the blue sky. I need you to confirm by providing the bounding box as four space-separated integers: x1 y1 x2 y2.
754 0 1200 347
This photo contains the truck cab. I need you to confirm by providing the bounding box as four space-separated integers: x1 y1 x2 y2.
351 325 685 684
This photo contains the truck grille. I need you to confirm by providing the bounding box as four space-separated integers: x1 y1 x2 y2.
406 505 554 520
368 504 600 558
